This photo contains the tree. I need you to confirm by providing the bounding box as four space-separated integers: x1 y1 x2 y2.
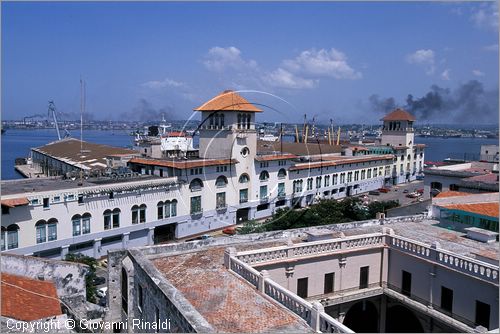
65 253 98 303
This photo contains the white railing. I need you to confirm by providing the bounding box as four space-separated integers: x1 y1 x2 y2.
229 256 259 288
264 278 312 322
236 233 384 265
319 312 355 333
390 235 499 284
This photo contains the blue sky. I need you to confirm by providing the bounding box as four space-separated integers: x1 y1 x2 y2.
2 1 498 124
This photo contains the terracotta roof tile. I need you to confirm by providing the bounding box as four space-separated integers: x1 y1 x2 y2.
1 197 29 208
194 90 262 112
441 202 499 218
381 108 416 121
128 157 238 169
435 191 471 198
1 273 62 321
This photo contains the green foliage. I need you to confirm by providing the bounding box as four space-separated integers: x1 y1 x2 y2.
65 253 98 303
238 197 401 234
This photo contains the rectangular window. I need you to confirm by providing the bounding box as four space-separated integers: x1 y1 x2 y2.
359 266 369 289
307 178 313 190
297 277 308 298
2 206 9 215
260 185 268 200
316 177 322 189
216 192 226 209
367 169 372 178
43 198 49 208
190 196 202 214
82 217 90 234
402 270 412 297
325 175 330 187
72 219 81 236
157 205 163 220
31 199 39 205
441 286 453 313
78 195 84 204
112 212 120 228
333 174 338 185
1 231 5 251
138 284 143 312
324 272 335 294
475 300 490 329
354 171 359 181
239 189 249 203
53 196 61 203
47 223 57 241
340 173 345 183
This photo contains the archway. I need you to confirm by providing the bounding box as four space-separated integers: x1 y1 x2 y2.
386 305 424 333
343 300 379 333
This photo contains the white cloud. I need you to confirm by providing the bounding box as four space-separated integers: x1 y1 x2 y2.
141 78 185 89
440 69 451 81
203 46 257 72
472 69 485 77
406 49 436 75
282 48 362 80
264 68 317 89
470 2 498 30
483 44 499 52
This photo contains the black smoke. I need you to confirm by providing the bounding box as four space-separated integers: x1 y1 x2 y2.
119 98 177 122
369 80 499 124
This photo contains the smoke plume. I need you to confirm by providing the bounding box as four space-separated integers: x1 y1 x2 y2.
119 99 177 122
369 80 499 123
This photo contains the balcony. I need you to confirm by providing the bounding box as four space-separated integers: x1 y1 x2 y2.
216 204 227 212
190 208 203 218
260 196 269 203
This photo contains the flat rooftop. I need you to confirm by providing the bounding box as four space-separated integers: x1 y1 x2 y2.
1 174 165 196
151 240 311 333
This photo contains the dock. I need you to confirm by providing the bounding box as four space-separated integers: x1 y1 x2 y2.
14 164 47 179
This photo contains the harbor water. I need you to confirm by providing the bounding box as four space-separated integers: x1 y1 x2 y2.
1 129 498 180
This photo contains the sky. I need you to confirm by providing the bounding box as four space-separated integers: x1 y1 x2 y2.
2 1 499 125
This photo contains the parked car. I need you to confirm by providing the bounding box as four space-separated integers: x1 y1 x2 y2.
403 189 409 193
96 287 108 298
368 191 380 196
416 189 424 194
378 188 390 193
92 276 106 285
222 227 237 235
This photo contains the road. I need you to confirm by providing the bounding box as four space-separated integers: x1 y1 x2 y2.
360 180 429 206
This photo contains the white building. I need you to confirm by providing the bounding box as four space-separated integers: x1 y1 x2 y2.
1 90 425 259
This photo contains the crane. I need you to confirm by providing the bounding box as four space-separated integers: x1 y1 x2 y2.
48 100 61 140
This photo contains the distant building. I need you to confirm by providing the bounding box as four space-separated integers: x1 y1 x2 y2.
425 161 499 196
107 216 499 333
430 191 499 233
480 145 499 163
30 138 138 177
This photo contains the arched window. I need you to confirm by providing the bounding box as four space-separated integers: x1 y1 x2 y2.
278 168 287 178
72 214 82 236
104 209 112 230
214 114 219 128
239 173 250 183
216 175 228 187
36 219 57 244
131 205 139 224
6 224 19 249
171 199 177 217
157 201 164 220
164 200 171 218
82 213 91 234
189 178 204 191
112 209 121 228
259 170 270 181
407 154 411 161
139 204 147 223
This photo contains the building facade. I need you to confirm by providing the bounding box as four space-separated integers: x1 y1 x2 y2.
1 91 425 259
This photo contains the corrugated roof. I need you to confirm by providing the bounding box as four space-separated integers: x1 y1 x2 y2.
1 273 62 322
32 138 138 170
194 90 262 112
442 202 499 218
1 197 29 208
128 157 238 169
381 109 416 121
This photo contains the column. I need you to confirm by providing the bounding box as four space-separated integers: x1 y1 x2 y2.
122 232 129 249
258 270 269 293
310 301 325 332
379 295 387 332
147 227 155 246
61 245 69 260
93 238 102 259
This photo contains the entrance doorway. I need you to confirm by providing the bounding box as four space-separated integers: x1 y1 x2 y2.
154 223 176 244
236 208 250 223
